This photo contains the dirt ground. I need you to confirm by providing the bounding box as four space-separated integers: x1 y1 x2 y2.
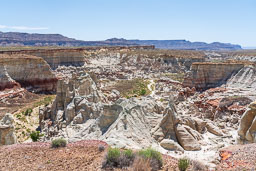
0 140 180 171
0 88 41 119
217 143 256 170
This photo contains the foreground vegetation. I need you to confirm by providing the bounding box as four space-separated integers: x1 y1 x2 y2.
102 147 163 171
51 138 67 148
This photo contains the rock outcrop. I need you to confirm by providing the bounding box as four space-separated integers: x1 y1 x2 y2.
183 62 244 90
238 101 256 143
152 99 178 142
175 124 201 151
39 68 162 149
160 139 184 152
0 54 57 92
0 65 20 91
25 49 86 69
0 113 16 145
39 66 228 154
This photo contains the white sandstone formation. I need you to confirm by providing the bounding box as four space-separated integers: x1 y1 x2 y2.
0 113 17 145
238 101 256 143
39 68 226 154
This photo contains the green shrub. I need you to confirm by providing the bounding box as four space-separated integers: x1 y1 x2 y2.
102 147 163 170
51 138 67 148
138 148 163 170
106 147 121 163
178 158 190 171
139 89 146 96
102 148 135 169
23 108 33 116
124 149 134 159
138 148 162 163
30 131 43 142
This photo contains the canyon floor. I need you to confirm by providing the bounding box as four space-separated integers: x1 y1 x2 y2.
1 47 256 170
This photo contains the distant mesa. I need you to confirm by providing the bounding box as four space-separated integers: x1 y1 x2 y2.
0 31 242 50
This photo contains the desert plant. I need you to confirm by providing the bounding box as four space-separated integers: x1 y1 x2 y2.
137 148 163 171
124 149 134 159
106 147 121 166
132 157 152 171
102 147 136 169
23 108 33 116
118 149 135 167
30 131 43 142
139 89 147 96
51 138 67 148
178 158 190 171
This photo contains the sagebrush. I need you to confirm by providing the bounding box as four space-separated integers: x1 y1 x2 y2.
178 158 190 171
51 138 67 148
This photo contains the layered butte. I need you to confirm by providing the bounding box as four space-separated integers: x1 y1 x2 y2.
1 49 85 69
183 62 244 90
0 54 57 92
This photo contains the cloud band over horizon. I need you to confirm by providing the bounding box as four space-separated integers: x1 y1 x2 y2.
0 25 48 30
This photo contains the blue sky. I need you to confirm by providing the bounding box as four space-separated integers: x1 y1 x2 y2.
0 0 255 47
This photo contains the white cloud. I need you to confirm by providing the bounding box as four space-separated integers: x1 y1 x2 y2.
0 25 48 30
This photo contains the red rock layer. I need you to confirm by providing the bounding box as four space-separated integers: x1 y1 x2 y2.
0 54 57 92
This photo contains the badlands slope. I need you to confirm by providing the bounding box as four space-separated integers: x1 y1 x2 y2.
0 47 256 170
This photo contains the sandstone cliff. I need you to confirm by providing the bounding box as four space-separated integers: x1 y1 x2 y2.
0 46 155 70
0 54 57 92
0 65 20 91
183 62 244 90
25 49 86 69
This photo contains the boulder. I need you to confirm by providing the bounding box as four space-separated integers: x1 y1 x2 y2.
175 124 201 151
160 139 184 152
0 113 17 145
206 122 223 136
238 102 256 143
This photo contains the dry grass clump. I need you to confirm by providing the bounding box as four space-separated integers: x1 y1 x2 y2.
132 157 152 171
102 147 162 171
51 138 67 148
102 147 134 169
178 158 190 171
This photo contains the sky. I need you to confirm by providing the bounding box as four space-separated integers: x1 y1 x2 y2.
0 0 255 47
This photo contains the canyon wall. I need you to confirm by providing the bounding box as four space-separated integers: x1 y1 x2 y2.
0 54 57 92
183 62 244 90
0 65 20 91
0 49 86 69
0 46 154 69
25 49 86 69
